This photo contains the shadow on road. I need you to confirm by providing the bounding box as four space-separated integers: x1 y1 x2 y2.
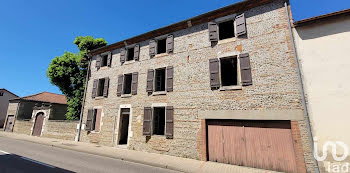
0 153 75 173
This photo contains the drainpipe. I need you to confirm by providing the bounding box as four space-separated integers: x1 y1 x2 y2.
77 56 92 142
284 2 320 173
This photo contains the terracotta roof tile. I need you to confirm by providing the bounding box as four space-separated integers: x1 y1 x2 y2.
19 92 67 104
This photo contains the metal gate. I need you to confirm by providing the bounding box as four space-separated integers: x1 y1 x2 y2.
32 112 44 136
5 115 15 132
207 120 297 173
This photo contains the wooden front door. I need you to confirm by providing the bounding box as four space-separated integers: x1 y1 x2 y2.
207 120 297 173
32 113 44 136
5 115 15 132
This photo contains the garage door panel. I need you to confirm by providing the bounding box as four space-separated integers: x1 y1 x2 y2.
208 125 224 163
245 127 297 173
222 126 246 165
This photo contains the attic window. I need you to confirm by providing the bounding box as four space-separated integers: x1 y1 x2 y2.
127 47 134 61
0 92 3 96
220 57 238 86
157 38 166 54
219 20 235 40
101 55 108 67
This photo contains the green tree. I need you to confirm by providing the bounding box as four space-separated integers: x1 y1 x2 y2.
47 36 107 120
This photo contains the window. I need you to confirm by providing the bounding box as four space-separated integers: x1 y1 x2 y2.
155 68 166 91
101 54 108 67
157 38 166 54
219 20 235 40
97 78 105 96
123 74 132 94
220 57 238 86
92 109 98 131
0 92 3 96
127 47 134 61
153 107 165 135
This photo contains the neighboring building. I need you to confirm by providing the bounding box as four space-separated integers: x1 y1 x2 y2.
4 92 78 141
79 0 317 172
293 9 350 172
0 89 18 128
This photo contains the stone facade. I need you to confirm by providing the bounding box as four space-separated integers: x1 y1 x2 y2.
81 0 316 172
0 89 18 128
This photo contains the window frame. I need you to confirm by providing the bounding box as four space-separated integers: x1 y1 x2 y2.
154 35 169 56
122 73 133 95
214 14 237 42
97 78 106 97
100 54 108 67
218 55 242 90
153 67 167 93
90 108 102 133
151 105 167 136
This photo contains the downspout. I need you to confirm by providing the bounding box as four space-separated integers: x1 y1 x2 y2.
77 56 91 142
284 2 320 173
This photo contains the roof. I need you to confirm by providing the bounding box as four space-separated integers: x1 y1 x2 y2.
90 0 274 56
0 88 19 97
11 92 67 105
294 8 350 27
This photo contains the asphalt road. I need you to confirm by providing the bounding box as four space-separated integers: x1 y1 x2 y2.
0 136 179 173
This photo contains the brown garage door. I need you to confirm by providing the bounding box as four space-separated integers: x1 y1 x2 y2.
207 120 297 173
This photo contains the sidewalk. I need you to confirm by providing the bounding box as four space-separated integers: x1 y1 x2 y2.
0 131 278 173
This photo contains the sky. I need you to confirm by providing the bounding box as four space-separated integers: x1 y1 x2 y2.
0 0 349 97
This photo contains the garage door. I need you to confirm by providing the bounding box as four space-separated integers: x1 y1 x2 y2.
207 120 297 173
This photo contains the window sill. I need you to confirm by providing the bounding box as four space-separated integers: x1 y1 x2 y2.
219 85 242 91
152 91 167 96
94 96 105 100
218 37 237 45
121 94 132 98
99 66 109 70
123 60 136 65
154 53 168 58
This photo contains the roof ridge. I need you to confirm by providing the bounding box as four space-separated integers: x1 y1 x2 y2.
22 91 64 98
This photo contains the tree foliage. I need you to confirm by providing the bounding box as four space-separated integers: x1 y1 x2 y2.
47 36 107 120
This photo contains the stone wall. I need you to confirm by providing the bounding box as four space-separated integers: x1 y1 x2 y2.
13 120 32 135
41 120 78 141
81 1 316 172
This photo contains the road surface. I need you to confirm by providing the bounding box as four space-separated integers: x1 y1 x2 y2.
0 136 179 173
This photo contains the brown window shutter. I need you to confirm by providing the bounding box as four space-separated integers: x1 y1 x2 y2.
143 107 152 136
236 13 246 36
166 35 174 53
149 39 157 57
209 58 220 89
134 44 140 61
103 77 109 97
120 48 126 64
239 53 252 86
208 22 218 42
107 52 112 67
117 75 124 96
166 66 174 92
131 72 138 95
92 79 98 98
96 55 101 69
85 109 93 131
165 106 174 139
146 69 154 93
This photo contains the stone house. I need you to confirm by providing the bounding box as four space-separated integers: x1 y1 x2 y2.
79 0 318 172
4 92 78 141
293 9 350 172
0 88 18 128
